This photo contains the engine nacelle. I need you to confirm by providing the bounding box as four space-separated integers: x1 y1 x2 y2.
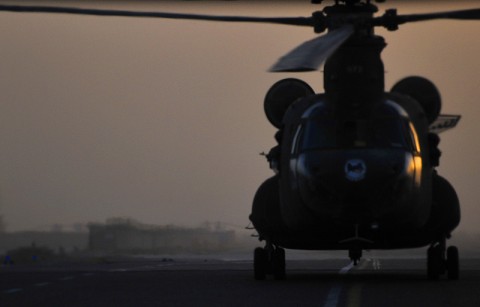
391 76 441 124
264 78 314 128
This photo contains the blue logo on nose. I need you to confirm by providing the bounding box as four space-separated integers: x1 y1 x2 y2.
345 159 367 181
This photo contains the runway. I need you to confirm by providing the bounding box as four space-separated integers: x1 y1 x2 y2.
2 252 480 307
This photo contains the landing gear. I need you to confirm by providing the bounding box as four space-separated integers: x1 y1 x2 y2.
427 237 459 280
253 244 286 280
254 247 267 280
446 246 459 280
349 248 362 265
427 244 444 279
273 247 286 280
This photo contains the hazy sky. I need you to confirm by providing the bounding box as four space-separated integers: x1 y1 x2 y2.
0 1 478 233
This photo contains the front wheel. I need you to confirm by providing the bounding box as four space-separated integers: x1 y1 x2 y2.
254 247 267 280
427 245 443 280
446 246 459 280
273 247 286 280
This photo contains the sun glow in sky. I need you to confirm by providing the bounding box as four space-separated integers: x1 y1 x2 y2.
0 1 478 233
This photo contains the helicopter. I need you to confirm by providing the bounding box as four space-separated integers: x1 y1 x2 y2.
0 0 478 281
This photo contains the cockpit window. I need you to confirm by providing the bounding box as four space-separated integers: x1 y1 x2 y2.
300 117 411 150
300 118 337 150
371 119 410 148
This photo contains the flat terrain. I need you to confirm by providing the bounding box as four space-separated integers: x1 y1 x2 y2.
2 252 480 307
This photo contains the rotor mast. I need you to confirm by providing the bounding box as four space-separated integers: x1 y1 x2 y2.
322 1 386 112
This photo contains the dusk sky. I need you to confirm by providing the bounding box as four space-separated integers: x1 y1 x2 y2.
0 1 478 233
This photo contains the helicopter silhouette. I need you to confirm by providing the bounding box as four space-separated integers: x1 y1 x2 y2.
0 0 478 281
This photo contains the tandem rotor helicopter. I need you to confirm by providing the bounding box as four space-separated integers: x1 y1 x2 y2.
1 0 479 280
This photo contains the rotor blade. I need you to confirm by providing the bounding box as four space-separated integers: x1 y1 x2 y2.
0 4 313 27
399 8 480 23
376 8 480 29
270 25 354 72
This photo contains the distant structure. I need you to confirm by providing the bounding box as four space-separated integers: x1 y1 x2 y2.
0 229 88 254
88 218 236 254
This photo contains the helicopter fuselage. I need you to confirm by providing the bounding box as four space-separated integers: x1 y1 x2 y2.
281 93 431 248
250 24 460 252
247 0 463 257
251 90 459 251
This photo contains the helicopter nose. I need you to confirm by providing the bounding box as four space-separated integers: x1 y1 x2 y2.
296 149 415 217
298 150 407 184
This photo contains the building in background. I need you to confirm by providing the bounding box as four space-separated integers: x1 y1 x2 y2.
0 229 88 255
88 218 236 254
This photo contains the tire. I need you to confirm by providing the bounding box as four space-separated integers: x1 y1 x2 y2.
427 245 443 280
273 248 286 280
446 246 459 280
254 247 267 280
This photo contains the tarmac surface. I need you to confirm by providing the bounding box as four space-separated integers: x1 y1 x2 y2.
2 251 480 307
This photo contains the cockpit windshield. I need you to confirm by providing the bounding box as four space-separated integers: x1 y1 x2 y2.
300 117 411 151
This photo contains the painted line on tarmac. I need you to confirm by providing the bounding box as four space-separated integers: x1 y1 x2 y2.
110 268 128 272
323 262 355 307
4 273 91 295
360 258 381 270
357 258 370 270
35 282 51 287
345 258 381 307
4 288 23 294
59 276 75 281
339 262 355 274
346 284 362 307
109 263 175 272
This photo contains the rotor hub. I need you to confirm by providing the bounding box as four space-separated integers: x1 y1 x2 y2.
319 1 378 33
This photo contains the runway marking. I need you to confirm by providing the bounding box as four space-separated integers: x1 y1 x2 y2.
323 262 354 307
357 259 370 270
110 268 128 272
345 259 379 307
362 258 380 270
4 288 23 294
4 273 92 296
59 276 75 281
154 263 175 268
324 285 343 307
109 263 175 272
339 262 355 274
346 284 362 307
